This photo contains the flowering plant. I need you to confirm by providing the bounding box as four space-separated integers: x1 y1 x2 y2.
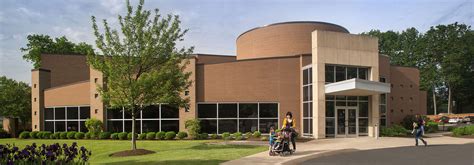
0 142 91 165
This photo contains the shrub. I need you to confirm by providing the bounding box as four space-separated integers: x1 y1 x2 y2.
110 133 119 140
233 132 243 140
402 115 417 130
99 132 111 139
127 132 137 140
0 142 91 164
19 131 30 139
253 131 261 138
380 125 409 137
146 132 156 140
452 125 474 136
425 121 438 133
41 131 52 139
164 131 176 140
84 132 92 139
85 118 103 138
37 132 44 139
245 132 252 139
155 131 166 140
52 132 60 139
177 132 188 140
185 119 201 139
67 132 77 139
222 132 231 140
60 132 68 139
210 133 218 139
199 133 208 140
118 132 128 140
75 132 85 139
260 136 268 141
29 131 39 139
138 133 147 140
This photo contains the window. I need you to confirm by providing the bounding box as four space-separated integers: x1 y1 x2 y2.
197 102 279 134
325 95 370 137
326 65 369 83
34 84 37 88
44 106 90 132
94 78 98 83
380 94 387 127
303 67 313 136
106 104 179 133
184 90 190 96
379 77 386 83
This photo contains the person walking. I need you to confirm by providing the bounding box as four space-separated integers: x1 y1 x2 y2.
282 112 297 151
413 114 428 146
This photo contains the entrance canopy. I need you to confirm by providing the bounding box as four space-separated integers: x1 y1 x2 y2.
325 78 390 96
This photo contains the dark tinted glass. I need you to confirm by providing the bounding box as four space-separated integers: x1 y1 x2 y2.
80 121 88 132
238 119 258 133
326 101 335 117
239 104 258 118
55 121 65 132
107 121 123 132
359 102 369 117
45 121 54 132
358 68 368 80
218 104 237 118
55 108 65 120
336 66 346 82
325 65 335 83
325 118 335 135
259 119 278 133
197 104 217 118
309 68 313 83
142 105 160 118
161 104 179 118
200 120 217 134
218 120 237 134
107 109 123 120
347 67 358 79
359 118 368 133
303 119 310 134
303 86 309 101
142 120 159 132
124 120 140 133
303 69 309 85
45 108 54 120
161 120 179 132
80 107 90 119
67 107 78 119
303 103 309 117
67 121 79 131
259 103 278 118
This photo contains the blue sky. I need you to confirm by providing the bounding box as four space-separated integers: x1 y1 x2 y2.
0 0 472 83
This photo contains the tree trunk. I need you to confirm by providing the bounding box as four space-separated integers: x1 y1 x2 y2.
131 109 137 150
433 87 437 115
447 87 452 114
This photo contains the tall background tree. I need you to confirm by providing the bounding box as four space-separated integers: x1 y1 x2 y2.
20 35 95 69
88 0 192 151
363 22 474 114
0 76 31 131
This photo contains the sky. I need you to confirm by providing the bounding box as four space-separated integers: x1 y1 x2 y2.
0 0 473 83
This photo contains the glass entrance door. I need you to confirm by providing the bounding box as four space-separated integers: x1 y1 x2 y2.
335 106 358 137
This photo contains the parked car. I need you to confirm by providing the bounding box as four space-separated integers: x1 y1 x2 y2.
435 116 450 123
463 116 474 123
448 117 463 124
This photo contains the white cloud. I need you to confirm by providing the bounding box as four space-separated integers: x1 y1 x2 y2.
52 26 88 42
100 0 125 14
16 7 42 17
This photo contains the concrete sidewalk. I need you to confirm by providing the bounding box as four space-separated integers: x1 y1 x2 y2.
221 135 474 165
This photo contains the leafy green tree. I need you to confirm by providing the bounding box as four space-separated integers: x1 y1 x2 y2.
0 76 31 126
20 35 95 69
88 0 192 150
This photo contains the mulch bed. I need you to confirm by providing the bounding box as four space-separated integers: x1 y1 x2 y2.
109 149 155 157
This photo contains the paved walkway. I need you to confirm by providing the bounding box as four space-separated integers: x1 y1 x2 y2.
221 135 474 165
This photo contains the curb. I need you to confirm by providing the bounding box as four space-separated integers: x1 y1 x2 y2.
281 149 359 165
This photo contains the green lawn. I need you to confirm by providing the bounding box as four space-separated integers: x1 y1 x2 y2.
0 139 267 164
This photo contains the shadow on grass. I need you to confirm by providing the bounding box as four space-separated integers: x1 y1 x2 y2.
102 159 225 165
190 143 262 150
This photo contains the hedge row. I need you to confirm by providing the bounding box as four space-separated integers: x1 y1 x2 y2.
19 131 188 140
452 125 474 136
18 130 263 140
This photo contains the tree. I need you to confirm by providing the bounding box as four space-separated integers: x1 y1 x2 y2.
88 0 192 150
0 76 31 126
20 35 95 69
